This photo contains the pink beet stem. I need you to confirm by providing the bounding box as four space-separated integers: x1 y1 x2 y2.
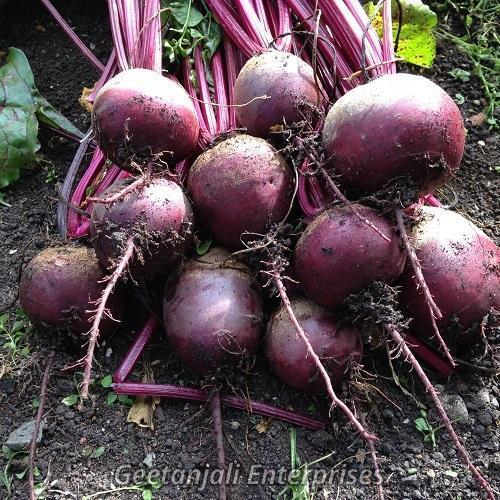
112 382 325 430
113 317 157 384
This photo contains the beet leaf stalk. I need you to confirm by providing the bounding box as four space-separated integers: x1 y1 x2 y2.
112 382 326 430
211 389 227 500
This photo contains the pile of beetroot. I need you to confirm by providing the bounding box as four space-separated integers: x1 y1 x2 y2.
19 0 499 498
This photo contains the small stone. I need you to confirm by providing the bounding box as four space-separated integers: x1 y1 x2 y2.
441 394 469 423
474 388 491 407
426 469 436 479
143 452 155 468
477 411 493 427
5 420 44 451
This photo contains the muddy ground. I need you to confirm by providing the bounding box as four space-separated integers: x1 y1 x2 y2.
0 1 498 499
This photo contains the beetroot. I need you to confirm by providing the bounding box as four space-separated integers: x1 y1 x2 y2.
323 73 465 195
92 68 199 171
90 177 193 277
294 204 406 308
20 245 122 336
265 298 362 393
234 51 322 137
187 134 294 249
398 206 499 346
163 248 263 375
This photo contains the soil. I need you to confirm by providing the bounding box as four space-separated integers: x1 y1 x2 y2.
0 1 499 500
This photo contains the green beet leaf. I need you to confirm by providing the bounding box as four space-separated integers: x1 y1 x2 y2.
0 47 82 188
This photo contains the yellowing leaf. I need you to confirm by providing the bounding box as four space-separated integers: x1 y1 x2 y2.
255 418 271 434
364 0 437 68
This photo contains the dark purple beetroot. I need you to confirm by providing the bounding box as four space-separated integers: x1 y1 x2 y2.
163 247 263 375
92 68 199 171
265 298 362 393
294 204 406 309
90 177 194 277
323 73 465 195
19 245 122 336
399 206 499 347
187 134 294 249
234 51 322 137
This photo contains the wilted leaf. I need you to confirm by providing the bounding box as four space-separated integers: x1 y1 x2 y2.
79 86 95 113
364 0 437 68
127 360 159 429
255 418 271 434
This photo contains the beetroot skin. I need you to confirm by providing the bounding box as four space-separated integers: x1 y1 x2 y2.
92 68 199 171
234 51 322 137
399 206 499 346
187 134 294 249
90 177 193 277
163 248 263 375
265 298 362 393
294 205 406 308
20 245 122 336
323 73 465 195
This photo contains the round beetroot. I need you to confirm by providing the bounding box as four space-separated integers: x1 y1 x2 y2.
92 68 199 171
90 177 193 277
163 248 263 375
294 205 406 308
399 206 499 346
19 245 122 336
265 298 362 393
187 134 294 249
323 73 465 195
234 51 322 137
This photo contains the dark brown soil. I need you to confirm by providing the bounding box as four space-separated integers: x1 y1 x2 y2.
0 2 499 500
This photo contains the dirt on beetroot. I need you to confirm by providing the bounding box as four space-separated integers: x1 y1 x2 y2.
0 1 499 500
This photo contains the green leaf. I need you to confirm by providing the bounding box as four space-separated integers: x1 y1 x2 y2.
107 392 118 405
364 0 437 68
62 394 79 406
454 93 465 105
142 490 153 500
15 469 27 480
449 68 470 82
414 417 430 432
100 374 113 388
195 239 212 255
169 2 204 27
0 47 82 189
91 446 105 459
118 394 134 406
2 445 14 460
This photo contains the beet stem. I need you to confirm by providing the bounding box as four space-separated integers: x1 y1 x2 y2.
272 264 377 441
112 382 325 430
40 0 106 72
29 351 54 500
80 237 135 401
113 317 156 384
210 389 227 500
386 324 495 500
